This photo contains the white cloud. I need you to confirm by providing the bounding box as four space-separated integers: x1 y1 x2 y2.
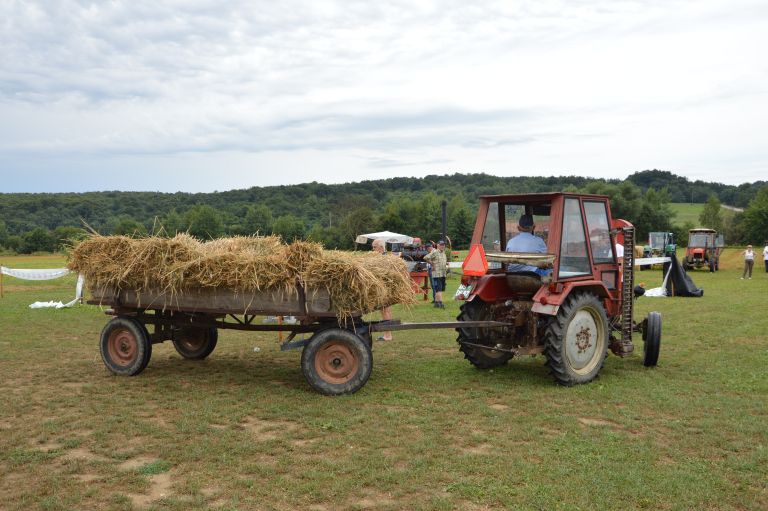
1 0 767 191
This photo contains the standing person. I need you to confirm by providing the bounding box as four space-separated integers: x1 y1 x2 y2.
763 241 768 273
424 240 448 309
426 243 437 303
371 239 393 341
742 244 755 280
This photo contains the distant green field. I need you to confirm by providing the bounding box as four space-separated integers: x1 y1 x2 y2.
669 203 737 227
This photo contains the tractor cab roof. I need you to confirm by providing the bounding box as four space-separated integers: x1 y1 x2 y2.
478 192 610 203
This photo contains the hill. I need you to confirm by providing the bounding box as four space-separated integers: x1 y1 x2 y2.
0 170 764 251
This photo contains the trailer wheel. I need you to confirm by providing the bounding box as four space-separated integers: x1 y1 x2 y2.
642 312 662 367
301 328 372 396
544 292 608 386
456 300 513 369
100 317 152 376
173 327 218 360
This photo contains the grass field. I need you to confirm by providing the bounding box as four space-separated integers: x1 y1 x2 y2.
668 203 737 227
1 253 766 510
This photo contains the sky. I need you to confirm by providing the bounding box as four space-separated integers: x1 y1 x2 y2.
1 0 767 193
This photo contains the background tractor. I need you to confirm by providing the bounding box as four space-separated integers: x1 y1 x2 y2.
640 231 676 270
456 192 660 386
683 228 723 271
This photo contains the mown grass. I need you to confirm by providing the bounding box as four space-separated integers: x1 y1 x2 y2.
0 254 766 510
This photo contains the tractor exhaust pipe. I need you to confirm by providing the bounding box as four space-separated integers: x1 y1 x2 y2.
441 200 447 245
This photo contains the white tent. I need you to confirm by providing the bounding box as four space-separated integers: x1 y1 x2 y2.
355 231 415 245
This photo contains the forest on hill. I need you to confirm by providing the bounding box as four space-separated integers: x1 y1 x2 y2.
1 169 768 253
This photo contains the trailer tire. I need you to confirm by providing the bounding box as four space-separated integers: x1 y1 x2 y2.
100 317 152 376
301 329 372 396
642 312 662 367
456 300 513 369
173 327 218 360
544 292 608 386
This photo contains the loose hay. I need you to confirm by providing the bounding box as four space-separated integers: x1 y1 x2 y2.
68 234 415 318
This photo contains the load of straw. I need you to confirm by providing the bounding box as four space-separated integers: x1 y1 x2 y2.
68 234 415 317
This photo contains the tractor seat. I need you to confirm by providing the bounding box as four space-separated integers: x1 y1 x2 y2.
505 271 545 294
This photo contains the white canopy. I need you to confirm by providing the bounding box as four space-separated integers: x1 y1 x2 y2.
355 231 415 245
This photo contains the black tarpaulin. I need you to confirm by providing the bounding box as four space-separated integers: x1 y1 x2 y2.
663 253 704 297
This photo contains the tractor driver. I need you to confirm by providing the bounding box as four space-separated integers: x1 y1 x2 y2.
506 214 549 275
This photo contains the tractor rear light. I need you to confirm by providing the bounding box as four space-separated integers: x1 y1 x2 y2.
460 275 470 286
540 296 548 305
548 282 563 293
454 283 471 301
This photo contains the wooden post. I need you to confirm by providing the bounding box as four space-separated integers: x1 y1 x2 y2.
277 315 283 342
0 264 4 298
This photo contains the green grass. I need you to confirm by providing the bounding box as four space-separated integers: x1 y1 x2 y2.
669 203 737 227
0 255 766 510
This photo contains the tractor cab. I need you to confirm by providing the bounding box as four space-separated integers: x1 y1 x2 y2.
456 192 659 386
461 193 623 314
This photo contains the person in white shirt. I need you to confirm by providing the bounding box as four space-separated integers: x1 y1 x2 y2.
763 242 768 273
742 245 755 279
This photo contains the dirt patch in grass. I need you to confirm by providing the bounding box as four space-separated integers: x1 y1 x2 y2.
488 403 509 411
351 489 398 509
74 473 102 483
239 416 299 440
118 455 160 471
460 443 492 455
577 417 620 427
62 447 110 463
35 441 64 452
128 471 174 509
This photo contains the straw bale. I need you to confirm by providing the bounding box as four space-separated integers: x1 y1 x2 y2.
69 234 415 317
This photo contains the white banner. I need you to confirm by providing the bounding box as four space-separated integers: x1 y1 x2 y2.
1 267 71 280
0 266 84 308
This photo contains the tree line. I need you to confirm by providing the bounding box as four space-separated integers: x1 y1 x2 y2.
1 170 767 254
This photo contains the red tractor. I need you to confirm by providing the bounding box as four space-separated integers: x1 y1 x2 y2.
683 228 723 271
455 192 661 385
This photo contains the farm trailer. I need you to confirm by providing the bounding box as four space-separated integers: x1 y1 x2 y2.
89 283 501 396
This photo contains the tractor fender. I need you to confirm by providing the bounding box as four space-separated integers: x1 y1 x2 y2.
531 280 613 316
467 273 520 303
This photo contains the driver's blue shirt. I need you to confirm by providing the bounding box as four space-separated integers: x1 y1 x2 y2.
506 232 549 275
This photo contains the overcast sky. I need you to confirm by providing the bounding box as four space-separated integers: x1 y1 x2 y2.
1 0 767 193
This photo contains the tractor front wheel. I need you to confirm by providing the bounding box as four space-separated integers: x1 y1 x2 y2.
456 300 513 369
543 293 608 386
642 312 662 367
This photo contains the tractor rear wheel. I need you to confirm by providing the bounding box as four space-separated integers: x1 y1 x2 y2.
543 292 608 386
456 300 513 369
642 312 662 367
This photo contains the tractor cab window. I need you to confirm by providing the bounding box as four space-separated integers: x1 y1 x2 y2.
689 233 712 247
503 204 549 247
584 201 613 264
715 234 725 247
481 202 500 253
559 198 591 277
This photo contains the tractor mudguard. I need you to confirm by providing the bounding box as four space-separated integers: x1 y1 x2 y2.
531 281 614 316
468 274 520 303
